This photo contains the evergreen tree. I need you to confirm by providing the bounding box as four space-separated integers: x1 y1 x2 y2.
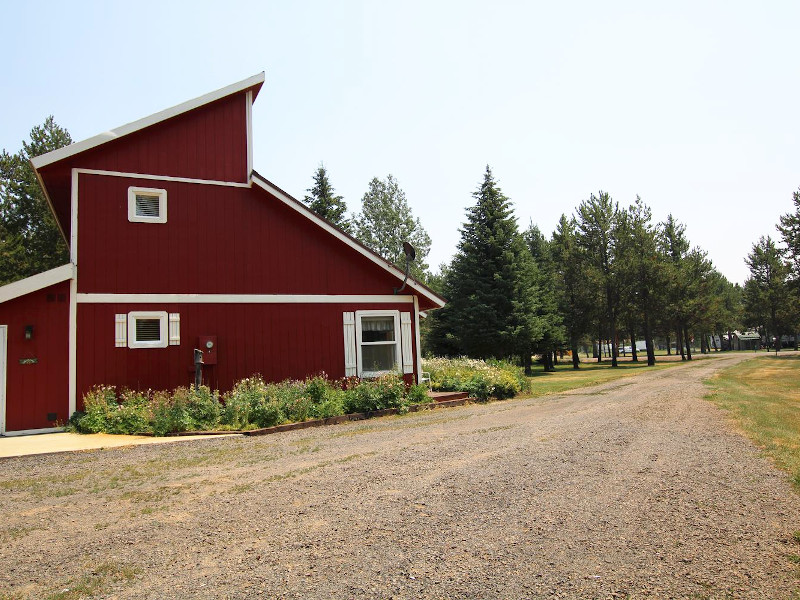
303 163 350 231
778 187 800 280
430 166 543 363
0 116 72 284
551 214 593 369
658 214 692 359
524 223 564 372
616 197 665 365
352 174 431 280
576 191 621 367
743 236 794 348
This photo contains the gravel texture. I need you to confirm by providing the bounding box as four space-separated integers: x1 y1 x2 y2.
1 353 799 599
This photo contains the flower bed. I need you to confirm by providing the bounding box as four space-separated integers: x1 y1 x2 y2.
422 357 529 401
68 374 432 436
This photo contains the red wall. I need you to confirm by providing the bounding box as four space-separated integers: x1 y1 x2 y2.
76 173 404 296
0 282 70 431
76 302 417 404
72 94 248 184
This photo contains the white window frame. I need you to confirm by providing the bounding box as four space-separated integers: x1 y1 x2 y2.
127 311 169 349
128 186 167 223
355 310 401 378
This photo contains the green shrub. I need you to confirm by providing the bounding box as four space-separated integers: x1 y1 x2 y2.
405 383 431 405
343 374 404 413
422 357 527 401
76 386 117 433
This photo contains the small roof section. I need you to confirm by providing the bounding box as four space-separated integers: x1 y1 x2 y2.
0 264 75 304
32 73 265 170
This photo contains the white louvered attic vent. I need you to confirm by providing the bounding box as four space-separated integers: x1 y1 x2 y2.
128 186 167 223
136 318 162 342
127 311 169 348
136 194 161 218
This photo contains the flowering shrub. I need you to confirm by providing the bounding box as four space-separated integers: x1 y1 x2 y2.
70 372 435 436
422 357 528 401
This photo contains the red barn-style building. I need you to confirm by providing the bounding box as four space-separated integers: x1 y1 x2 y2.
0 73 444 435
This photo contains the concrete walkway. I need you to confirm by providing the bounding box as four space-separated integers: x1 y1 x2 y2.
0 431 242 459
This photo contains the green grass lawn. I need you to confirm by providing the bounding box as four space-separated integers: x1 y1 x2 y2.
523 357 680 398
705 354 800 490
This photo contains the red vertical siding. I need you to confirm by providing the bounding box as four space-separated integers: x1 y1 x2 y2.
76 174 407 296
75 302 416 404
0 282 70 431
68 95 249 183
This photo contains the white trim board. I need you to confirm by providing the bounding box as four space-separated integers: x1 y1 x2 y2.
76 168 250 188
1 427 65 437
0 325 6 435
31 73 265 170
77 293 415 304
251 173 446 310
0 264 75 304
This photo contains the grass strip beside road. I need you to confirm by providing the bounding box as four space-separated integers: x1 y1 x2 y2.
705 354 800 490
523 357 682 398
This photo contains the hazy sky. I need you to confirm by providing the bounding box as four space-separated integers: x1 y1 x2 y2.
2 1 798 284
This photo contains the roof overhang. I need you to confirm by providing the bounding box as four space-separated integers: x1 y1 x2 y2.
31 73 265 170
0 263 75 304
251 172 446 311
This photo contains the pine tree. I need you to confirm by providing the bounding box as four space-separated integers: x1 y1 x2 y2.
524 224 564 372
743 236 794 347
0 116 72 284
430 166 543 361
551 214 593 368
352 174 431 280
576 191 621 367
303 164 349 231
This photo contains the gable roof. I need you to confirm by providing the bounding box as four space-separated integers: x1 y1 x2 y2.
31 73 264 170
252 172 445 310
0 264 74 304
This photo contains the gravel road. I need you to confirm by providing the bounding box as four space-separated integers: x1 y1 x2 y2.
1 353 799 599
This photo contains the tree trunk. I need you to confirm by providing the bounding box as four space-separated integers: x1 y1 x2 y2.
610 320 619 368
684 326 692 361
597 325 603 363
571 334 580 369
677 325 686 360
711 334 719 352
523 351 532 376
643 311 656 366
727 329 733 352
630 330 638 362
666 335 672 355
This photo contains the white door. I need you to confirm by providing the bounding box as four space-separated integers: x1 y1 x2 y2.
0 325 6 435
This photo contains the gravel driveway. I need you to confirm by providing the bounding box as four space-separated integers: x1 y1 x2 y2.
1 353 799 599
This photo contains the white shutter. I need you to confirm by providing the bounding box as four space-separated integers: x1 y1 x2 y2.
169 313 181 346
115 314 127 347
343 312 357 377
401 312 414 374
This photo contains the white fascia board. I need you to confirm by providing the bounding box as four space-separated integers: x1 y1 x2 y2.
77 293 415 304
0 264 75 304
31 72 266 170
251 173 446 309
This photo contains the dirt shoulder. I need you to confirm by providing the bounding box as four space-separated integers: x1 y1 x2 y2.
1 353 798 599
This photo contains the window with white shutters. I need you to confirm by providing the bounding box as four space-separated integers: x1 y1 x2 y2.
128 186 167 223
